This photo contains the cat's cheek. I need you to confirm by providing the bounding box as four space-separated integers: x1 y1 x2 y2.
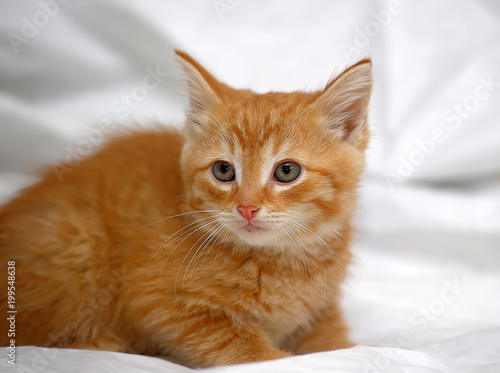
189 174 235 210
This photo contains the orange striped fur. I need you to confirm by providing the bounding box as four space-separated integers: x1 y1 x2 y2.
0 51 372 367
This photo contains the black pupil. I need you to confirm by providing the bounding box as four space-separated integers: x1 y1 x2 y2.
282 164 291 174
220 163 229 174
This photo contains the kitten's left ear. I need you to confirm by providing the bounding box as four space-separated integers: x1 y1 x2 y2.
175 50 227 135
315 59 373 150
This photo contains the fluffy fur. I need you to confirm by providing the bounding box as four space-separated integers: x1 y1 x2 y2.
0 51 372 367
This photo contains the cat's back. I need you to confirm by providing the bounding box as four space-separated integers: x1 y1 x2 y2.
0 127 184 226
0 127 184 346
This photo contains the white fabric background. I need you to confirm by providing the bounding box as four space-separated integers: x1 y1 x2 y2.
1 0 499 372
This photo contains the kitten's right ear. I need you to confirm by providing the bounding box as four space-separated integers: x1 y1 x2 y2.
175 50 223 131
315 59 373 151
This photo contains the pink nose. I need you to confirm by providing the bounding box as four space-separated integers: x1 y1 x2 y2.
237 205 261 222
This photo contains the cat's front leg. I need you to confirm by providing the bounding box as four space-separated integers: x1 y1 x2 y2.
292 304 353 354
150 310 290 367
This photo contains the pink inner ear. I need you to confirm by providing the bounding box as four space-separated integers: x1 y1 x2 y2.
315 61 372 148
339 95 370 138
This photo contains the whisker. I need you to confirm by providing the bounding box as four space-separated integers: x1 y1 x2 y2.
187 223 226 285
175 220 220 293
158 217 219 290
213 228 230 262
288 218 344 277
288 221 324 275
270 225 286 261
188 225 230 286
140 210 219 229
277 223 306 276
146 215 216 268
285 224 313 279
200 226 228 268
287 220 328 299
289 214 353 248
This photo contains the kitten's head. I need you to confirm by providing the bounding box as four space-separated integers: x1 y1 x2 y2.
176 50 372 253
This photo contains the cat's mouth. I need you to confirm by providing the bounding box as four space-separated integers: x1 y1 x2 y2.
242 223 264 233
231 221 277 247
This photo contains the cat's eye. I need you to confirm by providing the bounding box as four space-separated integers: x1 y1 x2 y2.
212 161 235 182
274 161 301 183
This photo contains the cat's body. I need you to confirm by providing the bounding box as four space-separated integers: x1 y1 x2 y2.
0 51 372 367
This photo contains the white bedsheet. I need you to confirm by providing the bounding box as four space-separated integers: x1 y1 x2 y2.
1 0 499 372
2 329 500 373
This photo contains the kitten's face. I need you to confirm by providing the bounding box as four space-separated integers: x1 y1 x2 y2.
177 51 372 252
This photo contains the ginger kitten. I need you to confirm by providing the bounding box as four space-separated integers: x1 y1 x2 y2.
0 51 372 367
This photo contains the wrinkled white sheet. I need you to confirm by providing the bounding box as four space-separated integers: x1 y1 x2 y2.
1 0 499 372
2 329 500 372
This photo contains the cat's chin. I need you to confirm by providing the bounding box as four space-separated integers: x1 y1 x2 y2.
231 225 277 248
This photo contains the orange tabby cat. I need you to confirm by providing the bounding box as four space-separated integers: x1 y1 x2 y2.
0 51 372 367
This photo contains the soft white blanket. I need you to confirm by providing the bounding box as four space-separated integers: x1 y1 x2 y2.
1 329 500 372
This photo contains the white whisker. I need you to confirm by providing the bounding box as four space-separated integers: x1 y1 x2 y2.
288 217 344 277
147 215 217 268
140 210 219 228
187 223 226 285
176 220 221 293
159 217 219 291
278 223 306 277
287 220 328 299
286 223 313 279
290 214 353 248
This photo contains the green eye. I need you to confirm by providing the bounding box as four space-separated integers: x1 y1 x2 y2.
212 161 235 182
274 161 301 183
